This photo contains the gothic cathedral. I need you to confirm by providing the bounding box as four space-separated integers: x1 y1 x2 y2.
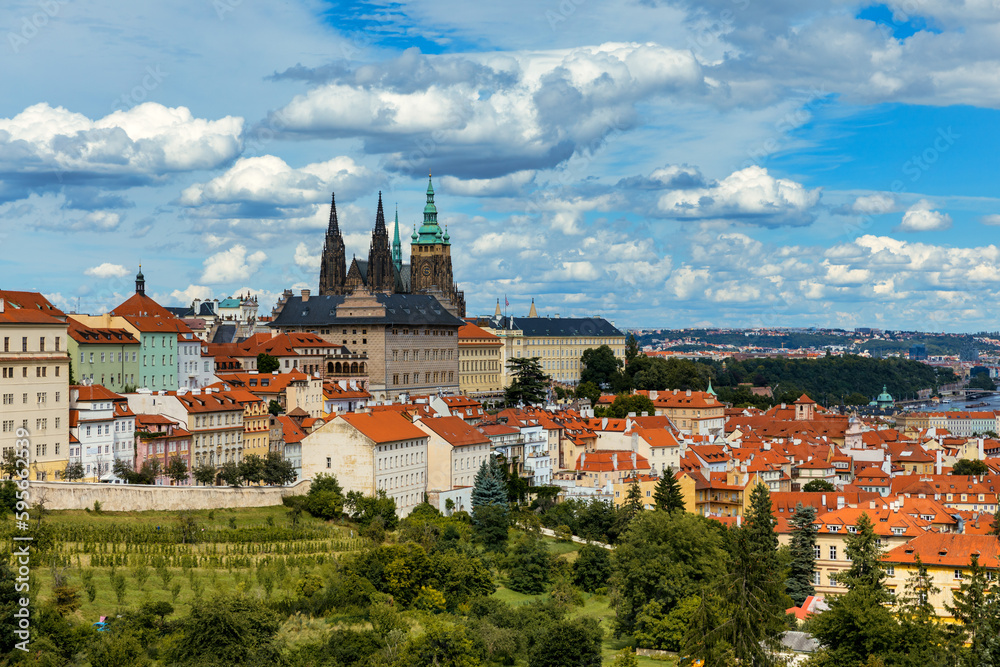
318 175 466 317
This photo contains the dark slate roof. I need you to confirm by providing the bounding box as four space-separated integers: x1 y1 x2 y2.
165 306 191 317
198 302 216 316
269 293 464 328
212 324 236 343
780 632 819 653
511 316 623 337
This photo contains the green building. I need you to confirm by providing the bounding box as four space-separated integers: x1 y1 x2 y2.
67 318 140 392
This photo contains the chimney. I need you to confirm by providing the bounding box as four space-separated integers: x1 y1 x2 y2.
686 389 692 397
301 289 310 302
979 437 985 461
837 495 845 510
822 494 826 508
0 298 4 313
631 431 638 452
612 454 618 471
936 449 943 475
631 451 637 470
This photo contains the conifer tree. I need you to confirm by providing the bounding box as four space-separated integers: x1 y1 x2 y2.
622 479 645 521
947 554 1000 666
745 482 778 556
652 466 684 513
471 460 508 510
471 460 509 551
838 513 888 595
684 483 787 666
808 512 898 666
785 503 818 607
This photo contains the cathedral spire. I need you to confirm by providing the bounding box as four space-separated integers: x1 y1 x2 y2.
392 204 403 274
327 192 340 237
374 191 387 236
136 265 145 296
528 298 538 318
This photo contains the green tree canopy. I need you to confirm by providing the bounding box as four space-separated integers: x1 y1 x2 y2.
580 345 624 389
598 393 656 419
953 458 989 476
652 467 685 513
785 503 818 606
505 357 549 406
165 456 188 485
166 593 283 665
611 511 726 636
257 353 280 374
803 479 836 492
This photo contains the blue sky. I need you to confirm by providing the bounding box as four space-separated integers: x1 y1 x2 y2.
3 0 1000 331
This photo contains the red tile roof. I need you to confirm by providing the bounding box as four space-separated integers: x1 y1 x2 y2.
419 416 491 447
884 533 1000 568
340 411 428 444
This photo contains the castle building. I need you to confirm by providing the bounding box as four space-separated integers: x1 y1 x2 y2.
318 175 465 318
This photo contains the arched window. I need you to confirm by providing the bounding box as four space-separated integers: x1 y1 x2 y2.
327 362 335 374
350 362 359 374
359 362 366 374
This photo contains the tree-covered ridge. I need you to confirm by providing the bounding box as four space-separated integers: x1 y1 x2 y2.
636 329 1000 356
578 345 956 406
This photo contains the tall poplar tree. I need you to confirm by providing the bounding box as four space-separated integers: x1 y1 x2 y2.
785 503 818 607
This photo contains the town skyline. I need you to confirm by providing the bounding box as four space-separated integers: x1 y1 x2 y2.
4 1 1000 330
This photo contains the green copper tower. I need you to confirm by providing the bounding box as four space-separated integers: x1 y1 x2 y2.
413 173 447 245
391 205 403 274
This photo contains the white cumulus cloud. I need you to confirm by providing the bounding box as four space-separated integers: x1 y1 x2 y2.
0 103 243 184
84 263 129 279
179 155 373 209
657 166 821 226
294 242 321 270
897 200 952 232
200 245 267 284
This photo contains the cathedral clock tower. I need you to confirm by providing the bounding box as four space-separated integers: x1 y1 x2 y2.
410 174 465 316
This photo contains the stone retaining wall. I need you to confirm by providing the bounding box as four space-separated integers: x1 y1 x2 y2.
24 480 312 512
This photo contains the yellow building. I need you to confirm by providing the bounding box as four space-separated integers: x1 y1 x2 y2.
678 470 746 518
476 302 625 386
457 322 503 401
777 505 931 601
883 533 1000 621
611 474 659 510
648 389 726 436
229 389 270 459
0 291 70 481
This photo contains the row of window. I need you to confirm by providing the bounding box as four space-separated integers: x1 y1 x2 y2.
391 349 454 361
80 373 134 386
194 414 243 427
2 391 59 405
81 351 137 363
391 371 455 385
461 361 498 371
1 366 62 379
143 337 173 349
3 336 61 352
389 328 454 337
